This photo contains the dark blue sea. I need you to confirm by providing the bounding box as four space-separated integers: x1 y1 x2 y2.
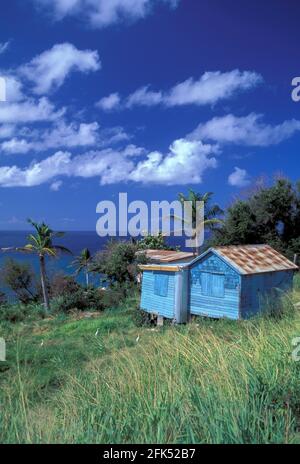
0 231 188 294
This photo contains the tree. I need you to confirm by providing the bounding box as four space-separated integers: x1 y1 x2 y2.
92 240 147 287
212 179 300 260
71 248 92 287
16 220 72 313
0 259 37 304
137 232 176 251
175 190 223 254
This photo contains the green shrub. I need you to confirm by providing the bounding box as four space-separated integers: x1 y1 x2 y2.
51 286 105 313
92 240 147 285
100 287 125 310
132 308 151 327
138 232 176 250
0 302 44 323
0 258 39 304
50 273 81 299
0 290 7 306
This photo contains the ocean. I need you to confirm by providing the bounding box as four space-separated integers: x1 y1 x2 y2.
0 231 188 291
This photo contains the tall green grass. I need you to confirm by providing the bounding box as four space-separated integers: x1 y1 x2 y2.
1 287 300 444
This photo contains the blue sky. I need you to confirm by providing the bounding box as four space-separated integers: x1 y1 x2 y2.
0 0 299 230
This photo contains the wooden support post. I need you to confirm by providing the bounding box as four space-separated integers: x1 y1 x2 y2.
157 315 164 327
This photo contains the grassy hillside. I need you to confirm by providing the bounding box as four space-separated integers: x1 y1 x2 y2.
1 277 300 444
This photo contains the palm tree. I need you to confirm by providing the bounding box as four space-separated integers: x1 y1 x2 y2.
17 219 72 313
71 248 92 288
173 190 224 255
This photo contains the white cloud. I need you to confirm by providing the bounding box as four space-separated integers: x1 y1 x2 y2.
0 151 72 187
0 146 142 187
228 167 250 187
50 180 63 191
0 97 65 124
0 136 218 188
0 74 24 102
109 70 262 109
0 121 131 154
32 0 179 28
190 113 300 146
126 86 163 107
1 138 32 154
0 125 15 139
96 92 121 111
19 43 101 95
129 138 218 185
0 41 10 55
1 121 99 154
166 70 262 106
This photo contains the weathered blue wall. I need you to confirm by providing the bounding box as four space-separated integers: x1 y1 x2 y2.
188 252 241 319
140 252 296 322
140 270 175 319
240 270 294 318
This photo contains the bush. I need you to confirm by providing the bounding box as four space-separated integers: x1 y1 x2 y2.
0 291 7 306
138 232 176 250
92 240 147 286
50 273 81 298
51 286 105 313
0 303 44 323
0 259 39 304
100 286 125 310
132 308 151 327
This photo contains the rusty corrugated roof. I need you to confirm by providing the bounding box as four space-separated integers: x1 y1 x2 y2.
214 245 298 275
139 249 194 263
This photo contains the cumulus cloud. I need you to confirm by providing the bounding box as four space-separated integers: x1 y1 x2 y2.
126 86 163 107
129 139 218 185
50 180 63 191
165 70 262 106
0 74 24 102
0 136 218 188
0 122 131 154
0 125 15 139
190 113 300 146
105 70 262 109
0 41 10 55
228 167 250 187
0 147 138 187
31 0 179 28
0 97 65 124
96 92 121 111
19 43 101 95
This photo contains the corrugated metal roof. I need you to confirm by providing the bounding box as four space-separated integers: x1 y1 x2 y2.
214 245 298 275
138 249 194 263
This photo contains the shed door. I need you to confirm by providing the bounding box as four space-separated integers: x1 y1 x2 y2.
154 273 169 297
201 272 225 298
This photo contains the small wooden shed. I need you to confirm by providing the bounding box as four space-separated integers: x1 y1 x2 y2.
139 245 298 322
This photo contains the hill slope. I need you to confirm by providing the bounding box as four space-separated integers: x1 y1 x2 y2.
1 285 300 444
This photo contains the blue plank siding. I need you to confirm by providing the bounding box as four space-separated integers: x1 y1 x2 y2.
154 273 169 297
201 272 225 298
240 270 294 318
139 247 297 322
141 270 175 319
189 252 240 319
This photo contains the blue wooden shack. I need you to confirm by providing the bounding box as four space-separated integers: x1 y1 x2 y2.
139 245 298 322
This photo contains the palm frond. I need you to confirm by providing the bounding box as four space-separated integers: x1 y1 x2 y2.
52 245 73 255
